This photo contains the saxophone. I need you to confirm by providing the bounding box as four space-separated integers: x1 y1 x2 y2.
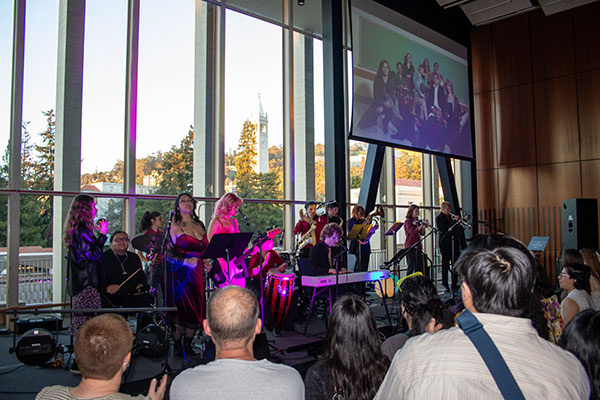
297 224 316 253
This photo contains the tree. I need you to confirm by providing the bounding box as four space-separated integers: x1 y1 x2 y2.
395 150 421 180
235 120 257 181
158 126 194 194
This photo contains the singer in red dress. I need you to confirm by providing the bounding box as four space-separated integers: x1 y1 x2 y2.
404 204 425 275
166 193 211 358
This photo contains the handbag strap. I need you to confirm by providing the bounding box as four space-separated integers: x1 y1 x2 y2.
456 310 525 400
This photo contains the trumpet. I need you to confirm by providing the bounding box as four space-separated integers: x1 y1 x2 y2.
359 205 385 245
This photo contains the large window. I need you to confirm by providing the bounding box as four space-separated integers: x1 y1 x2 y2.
0 0 13 189
81 0 127 189
21 0 58 191
225 9 283 203
137 0 195 196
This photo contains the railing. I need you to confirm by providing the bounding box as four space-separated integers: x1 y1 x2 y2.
479 206 563 282
0 253 53 305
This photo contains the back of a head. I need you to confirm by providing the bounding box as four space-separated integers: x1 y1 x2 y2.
563 248 584 265
580 248 600 281
324 295 389 400
75 314 133 380
455 235 535 317
207 286 259 345
400 275 438 316
559 310 600 400
411 299 455 335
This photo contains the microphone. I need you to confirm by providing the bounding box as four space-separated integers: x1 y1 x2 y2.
168 209 176 222
238 208 248 220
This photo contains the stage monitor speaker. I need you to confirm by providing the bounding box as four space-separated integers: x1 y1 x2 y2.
562 198 598 250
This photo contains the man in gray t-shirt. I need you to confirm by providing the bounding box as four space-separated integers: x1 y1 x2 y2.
170 286 304 400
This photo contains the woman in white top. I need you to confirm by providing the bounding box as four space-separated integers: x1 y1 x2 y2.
580 248 600 310
559 262 594 324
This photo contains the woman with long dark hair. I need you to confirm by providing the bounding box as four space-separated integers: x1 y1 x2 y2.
166 193 211 358
63 194 108 336
139 210 163 234
358 59 400 134
559 310 600 400
305 295 389 400
404 204 425 275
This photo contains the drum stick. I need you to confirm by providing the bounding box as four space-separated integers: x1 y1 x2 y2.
118 267 142 289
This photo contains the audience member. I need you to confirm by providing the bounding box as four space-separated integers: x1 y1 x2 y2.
580 248 600 310
559 309 600 400
559 262 594 324
305 295 389 400
36 314 166 400
170 286 304 400
562 248 584 265
375 234 590 399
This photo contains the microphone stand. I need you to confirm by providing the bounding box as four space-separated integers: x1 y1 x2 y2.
159 210 175 375
333 243 348 301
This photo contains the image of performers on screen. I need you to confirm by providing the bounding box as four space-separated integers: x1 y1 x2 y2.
294 201 328 258
436 201 464 293
308 223 348 276
102 231 152 309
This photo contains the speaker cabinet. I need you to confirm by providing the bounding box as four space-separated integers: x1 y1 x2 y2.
562 198 598 250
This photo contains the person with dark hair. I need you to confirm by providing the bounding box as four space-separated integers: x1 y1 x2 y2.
348 205 371 270
357 59 401 134
404 204 425 275
435 201 463 292
208 192 246 288
580 248 600 310
170 286 303 400
375 234 590 399
166 193 211 358
36 314 167 400
380 274 451 360
63 194 109 373
308 223 347 276
410 297 454 335
562 248 584 265
103 231 152 308
559 309 600 400
294 201 328 257
559 262 594 324
305 295 390 400
139 211 163 234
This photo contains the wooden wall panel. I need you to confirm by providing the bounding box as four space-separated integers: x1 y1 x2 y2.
581 159 600 234
537 162 581 207
491 14 532 90
497 166 537 208
534 75 579 164
477 169 497 211
474 92 496 170
530 10 575 82
574 2 600 72
471 25 493 94
577 69 600 160
495 84 535 167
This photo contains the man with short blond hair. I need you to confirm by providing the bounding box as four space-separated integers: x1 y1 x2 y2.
170 286 304 400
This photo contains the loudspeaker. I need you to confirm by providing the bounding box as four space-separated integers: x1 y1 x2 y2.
562 198 598 250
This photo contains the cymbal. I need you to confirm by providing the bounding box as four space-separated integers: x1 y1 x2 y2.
131 233 163 252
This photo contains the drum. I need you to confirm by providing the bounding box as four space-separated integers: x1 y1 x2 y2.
264 268 296 329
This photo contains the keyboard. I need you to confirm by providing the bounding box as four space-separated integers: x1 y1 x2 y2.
302 270 390 288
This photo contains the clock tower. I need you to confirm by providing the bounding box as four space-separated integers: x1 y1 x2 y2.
258 94 269 173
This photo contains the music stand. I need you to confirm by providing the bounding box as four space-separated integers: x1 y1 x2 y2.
384 220 404 236
528 236 550 253
203 233 253 286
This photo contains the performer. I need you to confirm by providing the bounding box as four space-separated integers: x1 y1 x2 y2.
63 194 108 374
293 201 328 258
207 192 246 288
103 230 152 308
326 201 343 227
247 239 288 336
435 201 463 293
308 223 348 276
167 193 211 358
137 210 164 288
63 194 108 336
348 205 371 273
404 204 425 275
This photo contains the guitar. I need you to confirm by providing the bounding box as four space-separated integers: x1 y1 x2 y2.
237 227 282 278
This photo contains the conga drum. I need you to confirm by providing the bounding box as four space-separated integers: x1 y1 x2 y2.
264 268 296 329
